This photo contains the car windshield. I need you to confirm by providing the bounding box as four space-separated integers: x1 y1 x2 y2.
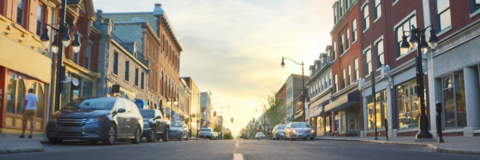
257 133 264 136
62 98 117 110
201 128 211 132
140 110 155 118
291 123 310 128
172 122 183 127
277 125 286 129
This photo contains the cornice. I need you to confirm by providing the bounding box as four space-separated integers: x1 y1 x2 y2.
332 82 358 98
306 62 332 85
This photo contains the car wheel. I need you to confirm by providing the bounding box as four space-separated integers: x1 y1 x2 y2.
131 126 141 144
89 140 98 145
162 128 169 142
48 138 63 144
103 124 116 145
185 135 189 141
179 132 183 141
310 137 315 140
146 129 156 142
303 138 307 140
290 138 295 141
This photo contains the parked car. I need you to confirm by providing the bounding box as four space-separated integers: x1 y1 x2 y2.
139 109 170 142
170 121 189 141
211 132 218 140
284 122 314 141
255 133 265 140
272 124 286 140
198 128 213 139
46 97 143 145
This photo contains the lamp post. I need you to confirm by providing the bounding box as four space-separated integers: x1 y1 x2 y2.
167 97 178 120
281 57 306 122
400 25 439 140
40 0 82 111
220 105 229 139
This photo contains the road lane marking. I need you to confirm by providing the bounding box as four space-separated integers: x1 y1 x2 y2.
233 153 243 160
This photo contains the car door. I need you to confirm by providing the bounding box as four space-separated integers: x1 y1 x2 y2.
122 99 135 138
129 101 143 135
115 100 127 138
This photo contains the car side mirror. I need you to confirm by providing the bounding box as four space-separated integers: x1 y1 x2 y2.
117 108 126 113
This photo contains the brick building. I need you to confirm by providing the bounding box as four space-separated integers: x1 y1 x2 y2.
100 3 184 120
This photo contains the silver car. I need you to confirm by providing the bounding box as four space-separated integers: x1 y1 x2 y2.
272 124 286 140
169 121 189 141
284 122 314 141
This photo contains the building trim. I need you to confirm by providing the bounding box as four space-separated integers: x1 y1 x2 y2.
393 10 416 31
111 39 149 70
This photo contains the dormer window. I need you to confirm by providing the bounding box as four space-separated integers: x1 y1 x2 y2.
109 23 114 35
133 44 138 57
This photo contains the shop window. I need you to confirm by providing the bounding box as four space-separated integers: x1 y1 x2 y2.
60 81 70 108
396 15 417 56
374 0 381 20
435 0 451 32
36 4 46 36
397 80 425 129
6 74 17 113
16 0 26 26
376 40 384 68
367 90 387 130
364 49 372 74
36 84 44 118
113 52 119 75
16 76 25 114
472 0 480 13
352 19 357 42
443 72 466 127
82 80 92 97
363 4 370 30
71 78 80 100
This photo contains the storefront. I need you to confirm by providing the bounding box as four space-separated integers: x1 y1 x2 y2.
366 90 388 136
59 60 100 108
325 89 361 137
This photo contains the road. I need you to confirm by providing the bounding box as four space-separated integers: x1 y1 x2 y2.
1 138 479 160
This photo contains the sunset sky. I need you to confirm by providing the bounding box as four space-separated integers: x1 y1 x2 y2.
93 0 336 135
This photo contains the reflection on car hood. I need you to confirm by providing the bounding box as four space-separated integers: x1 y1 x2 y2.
52 110 110 118
170 127 182 131
291 128 312 131
277 130 285 133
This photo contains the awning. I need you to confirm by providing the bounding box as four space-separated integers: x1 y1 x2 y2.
309 105 324 117
325 90 360 112
0 36 51 83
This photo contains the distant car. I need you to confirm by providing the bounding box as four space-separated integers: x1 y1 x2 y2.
170 121 189 141
211 132 218 140
255 133 265 140
139 109 170 142
46 97 143 145
284 122 314 141
272 124 286 140
199 128 213 139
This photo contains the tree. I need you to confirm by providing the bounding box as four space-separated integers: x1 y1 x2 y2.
213 124 222 132
258 92 287 128
224 133 233 139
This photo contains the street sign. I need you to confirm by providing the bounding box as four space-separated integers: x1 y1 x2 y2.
62 76 72 83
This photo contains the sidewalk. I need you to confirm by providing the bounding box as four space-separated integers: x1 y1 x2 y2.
0 138 45 154
315 136 480 155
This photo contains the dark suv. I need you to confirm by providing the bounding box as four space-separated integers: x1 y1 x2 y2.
46 97 144 145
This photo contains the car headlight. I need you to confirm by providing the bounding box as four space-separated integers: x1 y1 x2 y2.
49 115 58 123
310 130 314 133
86 117 105 124
292 130 299 134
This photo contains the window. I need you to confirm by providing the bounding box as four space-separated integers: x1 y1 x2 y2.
354 58 359 81
396 15 417 57
17 0 26 26
85 42 92 70
82 80 92 97
374 0 381 20
113 52 119 75
352 19 357 42
443 72 466 127
472 0 480 13
397 80 424 129
36 4 46 36
347 65 351 86
367 90 387 130
340 35 344 53
346 29 350 49
141 72 145 89
329 72 332 86
365 49 372 75
125 61 129 81
345 0 349 9
342 69 346 89
333 7 337 24
339 0 343 17
135 68 139 86
376 40 384 68
363 4 370 30
436 0 451 32
334 74 338 92
36 84 44 118
333 42 337 61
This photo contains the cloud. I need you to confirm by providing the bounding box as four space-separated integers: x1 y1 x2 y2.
94 0 336 135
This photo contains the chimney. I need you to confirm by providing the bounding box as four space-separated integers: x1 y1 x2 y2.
153 3 165 16
97 9 103 13
155 3 162 7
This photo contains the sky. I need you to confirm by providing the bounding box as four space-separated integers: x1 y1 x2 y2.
93 0 336 135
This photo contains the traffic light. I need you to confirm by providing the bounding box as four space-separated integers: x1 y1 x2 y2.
231 117 233 123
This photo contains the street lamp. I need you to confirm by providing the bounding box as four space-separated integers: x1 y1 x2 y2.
167 97 178 120
220 105 229 139
400 25 439 140
281 57 306 122
39 0 83 111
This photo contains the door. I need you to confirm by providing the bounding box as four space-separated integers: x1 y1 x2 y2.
115 100 127 138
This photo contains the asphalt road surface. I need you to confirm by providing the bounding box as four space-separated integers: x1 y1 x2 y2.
1 138 479 160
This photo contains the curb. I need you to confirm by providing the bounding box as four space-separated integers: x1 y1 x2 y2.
315 138 480 155
0 147 44 155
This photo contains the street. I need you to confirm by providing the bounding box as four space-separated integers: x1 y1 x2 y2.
1 139 479 160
